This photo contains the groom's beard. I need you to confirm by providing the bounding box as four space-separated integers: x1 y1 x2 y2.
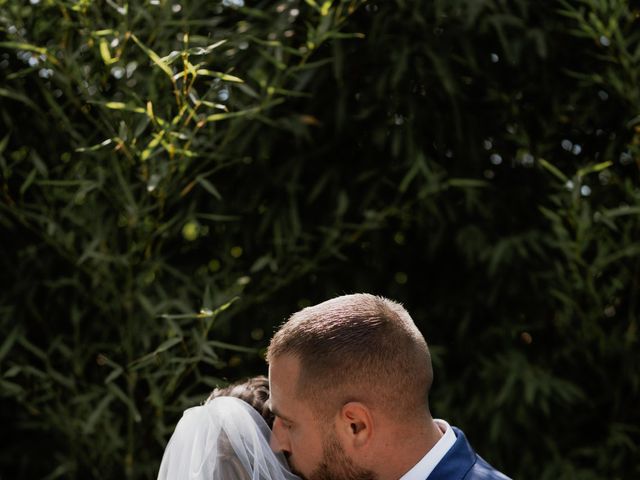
307 430 377 480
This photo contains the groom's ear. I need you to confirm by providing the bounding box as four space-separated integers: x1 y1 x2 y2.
337 402 373 449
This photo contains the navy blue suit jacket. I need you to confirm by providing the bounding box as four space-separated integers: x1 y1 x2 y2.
427 427 510 480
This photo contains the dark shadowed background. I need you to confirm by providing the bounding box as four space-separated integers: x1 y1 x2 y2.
1 0 639 478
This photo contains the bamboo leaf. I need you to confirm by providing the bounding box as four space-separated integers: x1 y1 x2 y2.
17 337 47 361
102 102 146 113
19 168 37 195
195 69 244 83
0 132 9 155
207 340 259 353
0 379 24 396
99 38 117 65
104 365 124 384
196 176 222 200
539 158 568 182
196 213 241 222
159 40 228 65
74 138 112 153
0 41 48 56
0 327 20 363
0 87 41 112
602 206 640 218
83 394 114 434
129 337 183 369
447 178 490 188
204 109 257 122
577 161 613 178
131 34 174 79
107 383 141 422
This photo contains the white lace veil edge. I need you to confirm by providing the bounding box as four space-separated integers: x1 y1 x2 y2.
157 396 300 480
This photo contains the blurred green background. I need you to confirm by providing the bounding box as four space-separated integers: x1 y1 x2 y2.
1 0 639 478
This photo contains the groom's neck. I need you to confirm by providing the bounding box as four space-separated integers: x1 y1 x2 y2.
370 413 443 480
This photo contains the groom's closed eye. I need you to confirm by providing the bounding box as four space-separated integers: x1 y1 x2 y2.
280 419 293 429
274 413 294 430
268 403 294 426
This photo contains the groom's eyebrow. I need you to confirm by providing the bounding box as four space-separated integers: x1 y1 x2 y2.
267 400 293 423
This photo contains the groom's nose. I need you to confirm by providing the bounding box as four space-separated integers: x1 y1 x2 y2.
270 417 292 455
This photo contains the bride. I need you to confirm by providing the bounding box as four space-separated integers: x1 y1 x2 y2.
158 377 299 480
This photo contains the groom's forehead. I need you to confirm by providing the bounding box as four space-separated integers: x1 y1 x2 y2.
268 356 304 415
266 381 300 424
269 354 302 385
266 397 294 423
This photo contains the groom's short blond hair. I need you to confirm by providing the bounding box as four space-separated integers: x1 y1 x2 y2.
267 293 433 420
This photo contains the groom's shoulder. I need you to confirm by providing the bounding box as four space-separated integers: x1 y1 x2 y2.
429 426 511 480
463 455 511 480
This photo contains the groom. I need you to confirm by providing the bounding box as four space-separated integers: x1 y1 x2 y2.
267 293 510 480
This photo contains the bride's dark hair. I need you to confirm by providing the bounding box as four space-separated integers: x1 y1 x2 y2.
206 375 274 428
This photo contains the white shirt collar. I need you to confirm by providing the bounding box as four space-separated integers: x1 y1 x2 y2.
398 419 456 480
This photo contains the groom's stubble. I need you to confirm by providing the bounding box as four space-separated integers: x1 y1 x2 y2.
305 429 377 480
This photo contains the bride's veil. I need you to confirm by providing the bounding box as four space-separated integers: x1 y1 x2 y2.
157 396 300 480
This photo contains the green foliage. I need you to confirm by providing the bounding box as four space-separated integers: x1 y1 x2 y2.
1 0 639 479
